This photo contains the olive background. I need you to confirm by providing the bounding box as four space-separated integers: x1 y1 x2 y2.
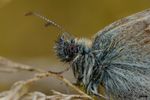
0 0 150 95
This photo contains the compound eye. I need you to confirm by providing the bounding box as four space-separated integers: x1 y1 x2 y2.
68 45 76 53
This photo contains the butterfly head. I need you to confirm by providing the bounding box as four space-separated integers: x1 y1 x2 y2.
54 32 79 62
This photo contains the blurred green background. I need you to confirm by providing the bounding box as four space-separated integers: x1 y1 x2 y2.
0 0 150 94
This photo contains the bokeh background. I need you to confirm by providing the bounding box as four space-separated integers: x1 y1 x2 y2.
0 0 150 95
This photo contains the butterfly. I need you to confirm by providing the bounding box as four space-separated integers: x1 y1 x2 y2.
26 9 150 100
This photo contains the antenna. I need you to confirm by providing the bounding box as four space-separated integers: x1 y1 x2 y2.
25 11 64 31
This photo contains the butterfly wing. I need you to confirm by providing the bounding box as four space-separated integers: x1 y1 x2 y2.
92 9 150 99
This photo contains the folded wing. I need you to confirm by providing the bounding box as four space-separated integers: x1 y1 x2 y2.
92 9 150 99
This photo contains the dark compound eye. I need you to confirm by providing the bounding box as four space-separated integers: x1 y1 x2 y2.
68 45 76 52
66 45 78 57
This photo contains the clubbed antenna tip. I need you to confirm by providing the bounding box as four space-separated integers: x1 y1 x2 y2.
24 11 33 16
25 11 64 31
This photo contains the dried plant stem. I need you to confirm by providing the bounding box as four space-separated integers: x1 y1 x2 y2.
0 56 107 99
48 90 93 99
25 72 94 100
0 56 45 73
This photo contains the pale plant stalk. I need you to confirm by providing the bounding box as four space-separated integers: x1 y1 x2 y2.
0 56 107 100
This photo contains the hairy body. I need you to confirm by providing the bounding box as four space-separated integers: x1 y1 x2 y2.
55 9 150 100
